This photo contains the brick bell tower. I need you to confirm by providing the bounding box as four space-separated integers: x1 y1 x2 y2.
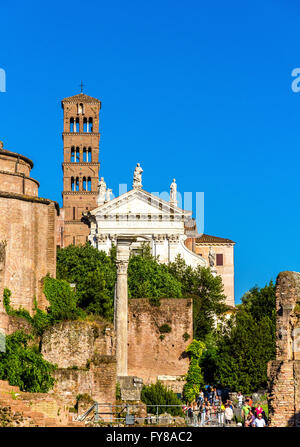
61 92 101 247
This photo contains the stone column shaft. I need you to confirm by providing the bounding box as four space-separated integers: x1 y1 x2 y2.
115 259 129 376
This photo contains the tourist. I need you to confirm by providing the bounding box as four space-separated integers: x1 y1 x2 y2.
241 400 251 423
218 402 225 426
193 402 199 426
254 403 263 418
197 390 204 406
187 404 193 424
224 404 234 425
200 402 206 425
237 391 244 408
206 401 211 419
253 413 266 427
244 414 253 427
216 385 223 400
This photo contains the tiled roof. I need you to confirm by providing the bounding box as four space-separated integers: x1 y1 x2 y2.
61 93 100 104
194 234 235 244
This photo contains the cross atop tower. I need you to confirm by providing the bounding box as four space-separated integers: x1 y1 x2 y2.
79 80 84 93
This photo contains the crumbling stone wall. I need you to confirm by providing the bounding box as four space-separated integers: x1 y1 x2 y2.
268 271 300 426
128 298 193 392
41 320 116 407
0 145 58 315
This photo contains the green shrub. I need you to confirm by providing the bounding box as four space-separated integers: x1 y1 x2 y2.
158 324 171 334
141 381 183 416
0 331 56 392
183 332 190 342
3 288 33 324
183 340 205 403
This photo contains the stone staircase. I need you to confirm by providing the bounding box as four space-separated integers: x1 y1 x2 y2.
0 380 84 427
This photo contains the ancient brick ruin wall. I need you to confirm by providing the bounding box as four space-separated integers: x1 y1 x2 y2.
0 197 57 313
41 320 116 406
0 146 58 315
128 298 193 391
268 271 300 427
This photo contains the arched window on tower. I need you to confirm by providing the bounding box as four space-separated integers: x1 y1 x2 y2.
87 177 91 191
70 118 74 132
75 118 80 132
83 176 87 191
83 147 87 162
75 177 79 192
76 147 80 162
71 177 75 191
71 147 75 162
88 147 92 162
88 118 93 132
83 117 87 132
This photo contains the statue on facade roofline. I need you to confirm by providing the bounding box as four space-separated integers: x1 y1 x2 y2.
133 163 143 189
170 178 177 205
106 188 112 202
97 177 106 205
208 246 216 268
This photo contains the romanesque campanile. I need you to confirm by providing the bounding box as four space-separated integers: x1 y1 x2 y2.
61 93 101 246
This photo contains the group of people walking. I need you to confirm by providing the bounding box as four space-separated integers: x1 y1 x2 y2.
185 387 267 427
240 395 267 427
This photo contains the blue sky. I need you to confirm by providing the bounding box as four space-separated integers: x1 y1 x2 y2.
1 0 300 303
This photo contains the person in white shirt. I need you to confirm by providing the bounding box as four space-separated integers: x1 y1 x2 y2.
224 404 234 425
237 391 244 408
254 413 266 427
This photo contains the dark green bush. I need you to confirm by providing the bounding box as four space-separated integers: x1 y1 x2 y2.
141 381 183 416
0 331 56 392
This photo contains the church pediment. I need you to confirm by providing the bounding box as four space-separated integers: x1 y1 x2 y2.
90 189 191 218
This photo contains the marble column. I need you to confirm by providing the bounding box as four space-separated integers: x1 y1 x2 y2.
115 236 135 377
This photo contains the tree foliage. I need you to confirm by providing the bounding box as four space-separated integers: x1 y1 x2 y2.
168 256 227 339
0 331 56 392
141 381 184 416
57 243 116 321
128 247 182 304
209 281 276 393
56 244 226 326
183 340 205 403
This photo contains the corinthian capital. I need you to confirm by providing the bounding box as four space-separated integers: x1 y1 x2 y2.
116 260 128 275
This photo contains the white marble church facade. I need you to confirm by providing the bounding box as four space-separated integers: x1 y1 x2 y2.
86 164 207 269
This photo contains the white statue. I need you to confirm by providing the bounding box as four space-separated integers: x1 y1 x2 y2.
105 188 112 202
208 246 216 268
133 163 143 189
97 177 106 205
170 178 177 205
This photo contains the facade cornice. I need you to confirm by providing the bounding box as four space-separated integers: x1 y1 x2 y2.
0 149 34 169
0 170 40 187
0 191 60 215
95 213 186 222
195 242 235 246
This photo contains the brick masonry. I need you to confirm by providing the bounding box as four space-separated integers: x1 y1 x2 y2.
41 320 116 407
0 144 58 316
59 94 101 247
268 271 300 426
128 298 193 392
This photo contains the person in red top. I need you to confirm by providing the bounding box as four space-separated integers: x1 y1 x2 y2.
254 403 263 417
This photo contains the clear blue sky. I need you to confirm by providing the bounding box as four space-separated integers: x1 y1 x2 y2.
1 0 300 303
